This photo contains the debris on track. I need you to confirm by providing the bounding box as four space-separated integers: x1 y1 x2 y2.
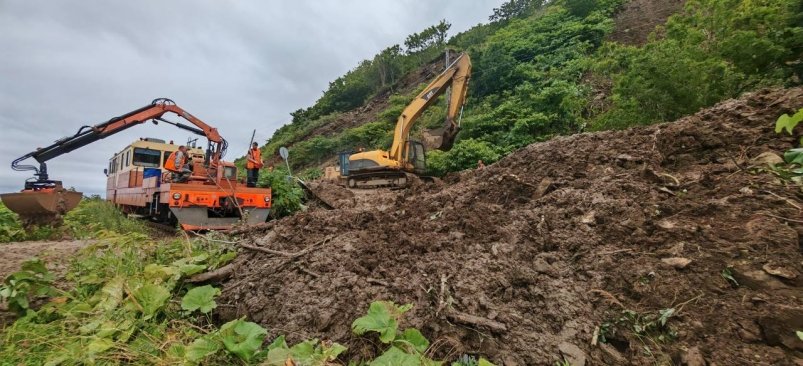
219 88 803 365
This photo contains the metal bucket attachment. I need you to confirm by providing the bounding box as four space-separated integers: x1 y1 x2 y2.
424 125 460 151
1 189 83 227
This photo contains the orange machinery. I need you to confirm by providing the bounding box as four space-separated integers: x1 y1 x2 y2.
1 98 271 230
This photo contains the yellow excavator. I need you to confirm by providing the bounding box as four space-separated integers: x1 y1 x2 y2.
341 53 471 188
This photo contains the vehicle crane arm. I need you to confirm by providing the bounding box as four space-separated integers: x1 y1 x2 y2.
11 98 227 183
388 53 471 161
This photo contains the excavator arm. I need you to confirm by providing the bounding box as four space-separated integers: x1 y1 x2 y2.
388 53 471 161
12 98 227 185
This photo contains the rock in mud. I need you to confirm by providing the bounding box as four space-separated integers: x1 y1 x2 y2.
558 342 587 366
661 257 692 269
680 346 706 366
761 263 798 280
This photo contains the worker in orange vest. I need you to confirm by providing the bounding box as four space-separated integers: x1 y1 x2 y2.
246 142 264 187
165 146 192 182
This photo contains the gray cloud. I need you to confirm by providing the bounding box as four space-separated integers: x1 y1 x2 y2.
0 0 500 195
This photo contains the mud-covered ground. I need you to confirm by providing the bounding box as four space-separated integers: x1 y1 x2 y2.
221 88 803 365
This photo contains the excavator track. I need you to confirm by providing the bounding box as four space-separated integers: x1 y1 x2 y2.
346 171 409 189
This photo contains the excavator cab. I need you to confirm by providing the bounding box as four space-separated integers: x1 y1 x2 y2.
405 140 427 175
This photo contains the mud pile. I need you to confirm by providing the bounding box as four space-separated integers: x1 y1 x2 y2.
220 88 803 365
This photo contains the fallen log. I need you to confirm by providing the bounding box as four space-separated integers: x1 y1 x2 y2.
187 263 236 283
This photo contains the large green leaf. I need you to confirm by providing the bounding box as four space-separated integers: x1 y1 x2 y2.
87 337 115 355
369 346 420 366
775 109 803 135
185 337 221 363
396 328 429 354
783 148 803 165
219 318 267 362
132 284 170 319
352 301 412 343
95 277 125 312
143 264 179 282
181 285 220 314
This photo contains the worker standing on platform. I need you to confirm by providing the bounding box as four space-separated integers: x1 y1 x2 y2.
165 146 192 182
246 142 263 187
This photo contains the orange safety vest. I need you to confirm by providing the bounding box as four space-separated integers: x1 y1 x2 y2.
164 150 186 172
246 148 263 169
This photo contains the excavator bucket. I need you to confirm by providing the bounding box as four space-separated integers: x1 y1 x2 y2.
1 188 82 226
424 124 460 151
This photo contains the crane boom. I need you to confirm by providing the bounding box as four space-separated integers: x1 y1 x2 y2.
12 98 227 183
388 53 471 160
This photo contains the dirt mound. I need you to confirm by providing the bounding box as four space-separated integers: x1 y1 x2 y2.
220 88 803 365
609 0 686 45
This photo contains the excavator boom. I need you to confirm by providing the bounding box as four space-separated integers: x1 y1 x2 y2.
389 53 471 160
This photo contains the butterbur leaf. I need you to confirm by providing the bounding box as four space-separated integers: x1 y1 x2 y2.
181 285 220 313
179 264 207 276
321 342 347 361
289 339 317 359
219 318 268 362
144 264 179 281
396 328 429 354
264 347 292 366
369 346 420 366
266 335 288 351
784 148 803 165
352 301 412 343
87 337 115 355
658 308 675 326
95 277 125 312
478 358 497 366
797 331 803 341
775 109 803 135
185 337 221 362
132 284 171 319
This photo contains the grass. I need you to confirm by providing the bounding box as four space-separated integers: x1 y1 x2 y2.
0 197 149 243
0 232 239 365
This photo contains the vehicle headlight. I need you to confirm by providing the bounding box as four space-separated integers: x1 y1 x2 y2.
264 196 271 202
172 193 181 200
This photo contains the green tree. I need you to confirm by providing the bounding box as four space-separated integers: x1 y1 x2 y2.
489 0 545 22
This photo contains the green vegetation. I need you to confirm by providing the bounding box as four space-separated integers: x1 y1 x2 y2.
592 0 803 130
0 232 241 365
253 0 802 186
2 240 495 365
769 107 803 183
0 197 149 243
0 258 57 315
257 166 304 218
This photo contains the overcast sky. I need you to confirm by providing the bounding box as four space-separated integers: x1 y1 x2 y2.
0 0 500 195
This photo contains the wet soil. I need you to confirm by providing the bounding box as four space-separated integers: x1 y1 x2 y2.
221 88 803 365
610 0 686 46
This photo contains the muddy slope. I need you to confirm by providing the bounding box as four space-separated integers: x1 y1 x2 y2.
221 88 803 365
610 0 686 46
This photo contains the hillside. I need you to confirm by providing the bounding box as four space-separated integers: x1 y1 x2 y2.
223 87 803 364
248 0 802 181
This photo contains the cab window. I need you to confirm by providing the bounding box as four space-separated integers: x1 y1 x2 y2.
133 148 161 167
